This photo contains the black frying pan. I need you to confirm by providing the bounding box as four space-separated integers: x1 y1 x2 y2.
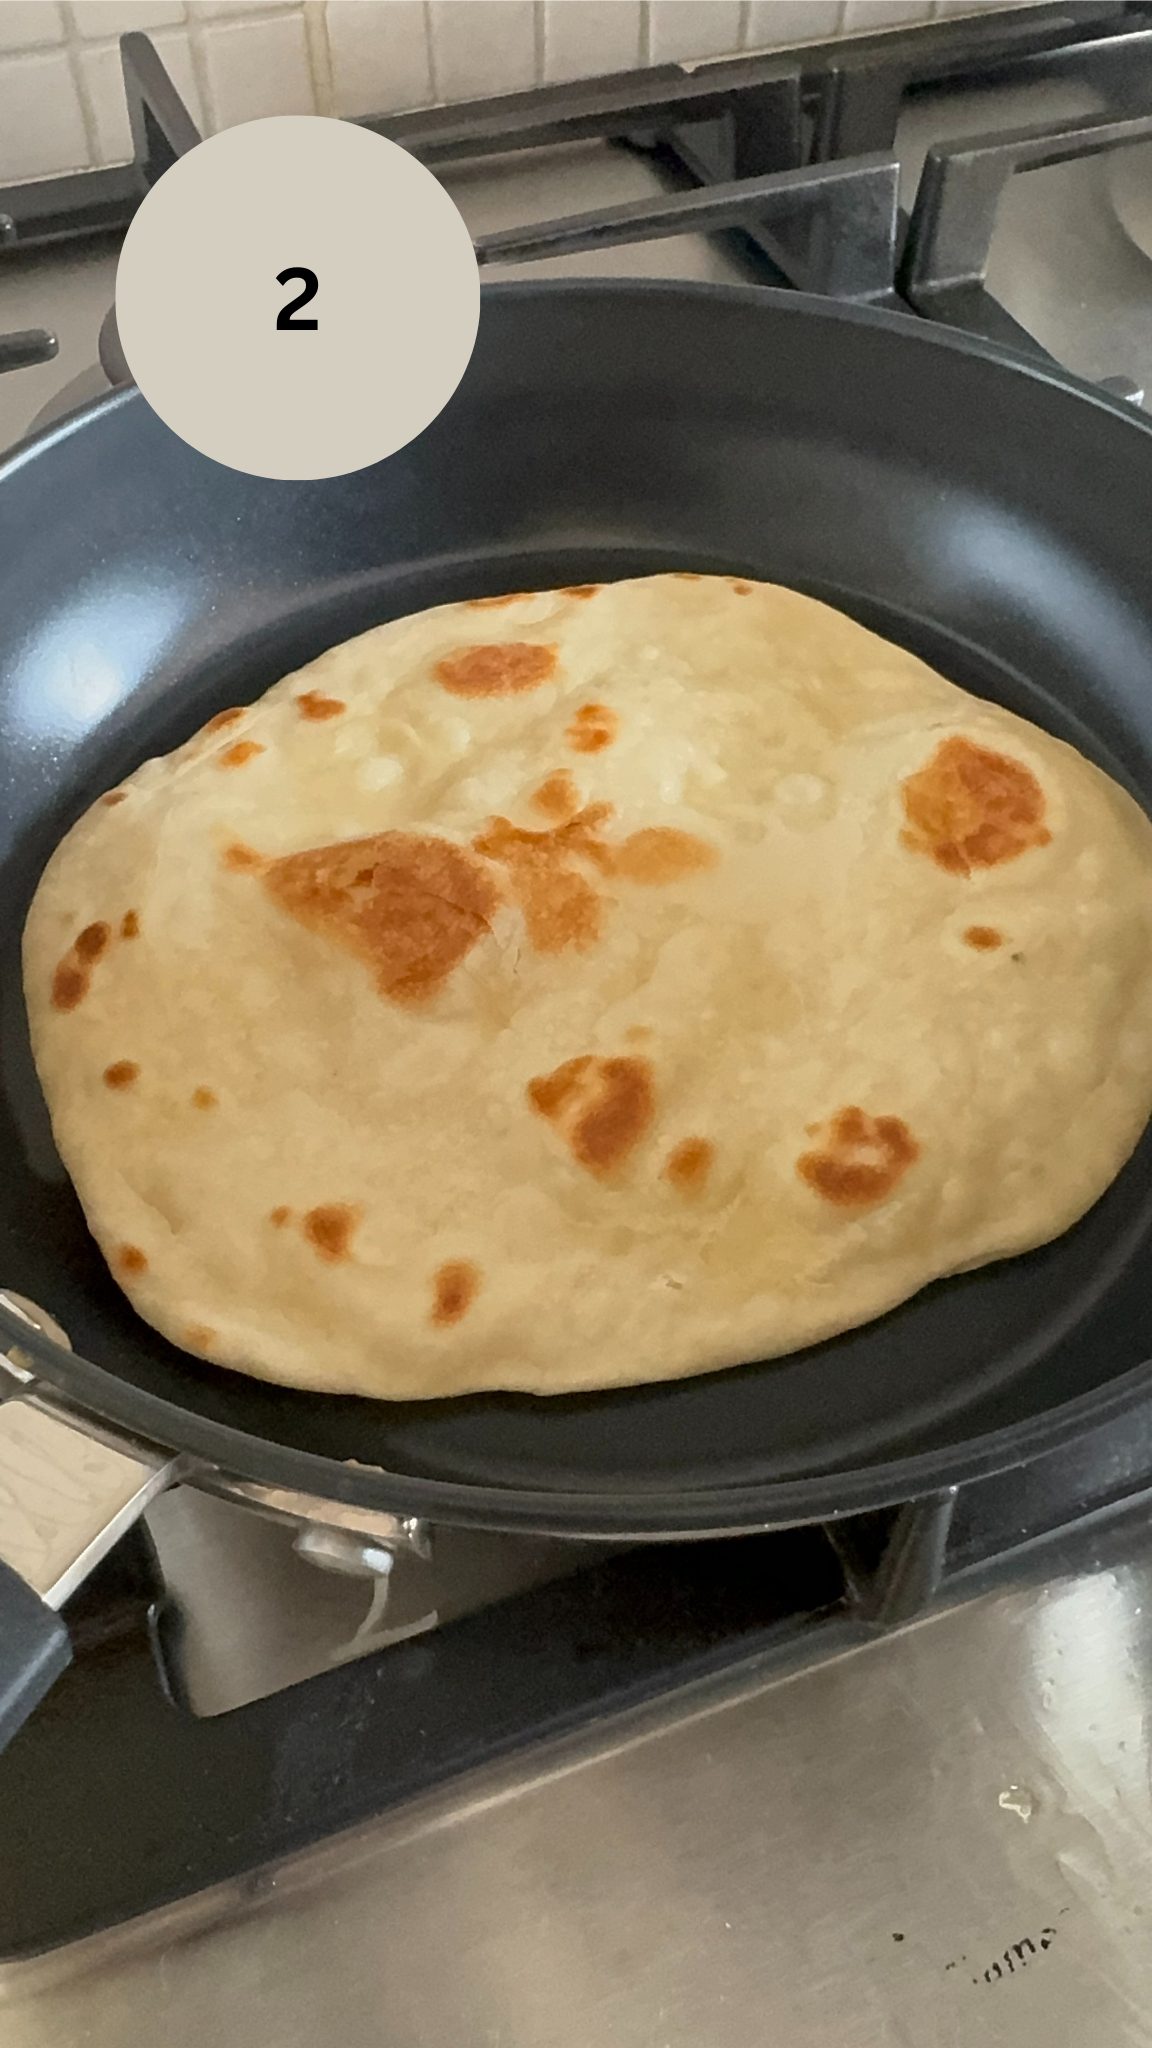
4 277 1152 1575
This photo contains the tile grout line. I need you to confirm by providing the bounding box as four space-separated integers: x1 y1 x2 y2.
303 0 333 115
61 1 102 166
185 5 214 133
423 0 440 105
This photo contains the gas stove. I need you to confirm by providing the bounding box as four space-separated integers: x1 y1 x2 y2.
4 10 1152 2043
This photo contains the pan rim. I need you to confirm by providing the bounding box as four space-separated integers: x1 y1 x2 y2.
3 1296 1152 1535
5 273 1152 1536
4 275 1152 492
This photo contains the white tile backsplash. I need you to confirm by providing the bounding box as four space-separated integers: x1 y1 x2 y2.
646 0 744 64
326 0 432 116
70 0 186 35
0 43 88 174
0 0 1044 181
543 0 642 83
429 0 538 101
841 0 932 30
745 2 841 48
198 7 314 123
0 1 65 50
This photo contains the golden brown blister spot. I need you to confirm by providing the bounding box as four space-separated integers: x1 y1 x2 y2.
118 1244 148 1275
101 789 128 807
566 702 618 754
51 961 88 1011
203 707 245 736
269 1205 292 1228
265 831 500 1005
431 1260 481 1327
730 579 753 595
474 807 613 955
302 1203 360 1263
528 1054 655 1177
797 1106 919 1209
192 1087 218 1110
51 921 112 1011
222 841 266 873
120 910 140 939
964 924 1003 951
674 571 703 580
185 1325 216 1352
531 770 580 821
76 922 111 964
435 642 558 699
664 1137 714 1194
217 740 265 770
297 690 346 721
467 592 530 609
901 736 1051 876
104 1060 139 1090
562 584 601 599
611 827 717 886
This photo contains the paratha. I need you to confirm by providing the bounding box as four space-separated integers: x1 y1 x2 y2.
22 573 1152 1398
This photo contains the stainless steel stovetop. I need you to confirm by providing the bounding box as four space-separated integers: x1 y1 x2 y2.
4 18 1152 2044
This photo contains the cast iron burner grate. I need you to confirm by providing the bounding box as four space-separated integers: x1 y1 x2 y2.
3 4 1152 385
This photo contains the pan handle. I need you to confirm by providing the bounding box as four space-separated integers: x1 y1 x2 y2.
0 1296 177 1747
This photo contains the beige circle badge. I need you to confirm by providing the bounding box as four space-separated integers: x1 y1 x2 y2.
115 117 480 480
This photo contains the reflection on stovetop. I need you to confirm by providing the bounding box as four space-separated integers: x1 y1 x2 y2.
147 1487 612 1716
1 1392 1152 1960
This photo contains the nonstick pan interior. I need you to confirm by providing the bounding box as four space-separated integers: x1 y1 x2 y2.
4 281 1152 1530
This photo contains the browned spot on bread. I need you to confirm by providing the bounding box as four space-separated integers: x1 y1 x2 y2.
297 690 346 721
730 579 753 595
467 592 529 609
529 1053 655 1177
265 831 500 1004
303 1203 360 1263
530 770 580 822
611 827 717 886
52 961 88 1011
901 737 1050 876
104 1060 139 1090
269 1204 292 1228
797 1106 919 1208
474 806 614 955
664 1137 714 1193
527 1054 594 1120
185 1324 216 1352
217 740 265 770
52 921 112 1011
101 789 128 807
431 1260 481 1326
118 1244 148 1275
562 584 601 599
222 840 266 873
76 922 111 964
204 706 245 736
474 805 615 867
674 571 703 580
435 642 558 699
964 924 1004 950
120 909 140 939
566 702 618 754
192 1087 218 1110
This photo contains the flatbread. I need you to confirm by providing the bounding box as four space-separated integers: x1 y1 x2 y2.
22 573 1152 1398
